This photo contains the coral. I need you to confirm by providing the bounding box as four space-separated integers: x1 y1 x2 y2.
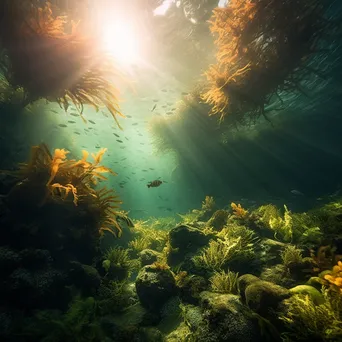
279 292 342 341
209 270 239 294
0 1 124 127
231 202 248 218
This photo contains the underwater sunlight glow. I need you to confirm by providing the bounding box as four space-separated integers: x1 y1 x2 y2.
102 20 140 64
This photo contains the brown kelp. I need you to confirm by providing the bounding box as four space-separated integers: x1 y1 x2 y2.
0 0 124 127
6 143 123 237
202 0 339 126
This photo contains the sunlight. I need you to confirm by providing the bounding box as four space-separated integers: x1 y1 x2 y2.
102 20 140 64
153 0 174 16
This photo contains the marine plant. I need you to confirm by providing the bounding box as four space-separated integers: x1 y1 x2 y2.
102 246 133 280
201 0 337 126
281 245 303 269
231 202 248 218
192 237 242 272
323 261 342 294
97 280 130 315
22 297 104 341
8 143 123 237
178 210 202 224
279 292 342 341
0 0 124 127
209 270 239 294
202 195 215 212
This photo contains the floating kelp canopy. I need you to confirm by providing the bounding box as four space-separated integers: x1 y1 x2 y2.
0 0 124 127
202 0 341 127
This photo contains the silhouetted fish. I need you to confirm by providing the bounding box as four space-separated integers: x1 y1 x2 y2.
147 180 163 188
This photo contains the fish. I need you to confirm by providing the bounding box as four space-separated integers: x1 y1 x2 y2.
151 104 157 112
74 132 81 135
113 133 120 137
153 99 159 102
58 124 67 128
70 113 79 117
161 89 167 92
68 120 76 124
181 92 189 95
166 111 173 115
290 189 304 196
147 180 163 188
132 123 138 126
126 115 132 118
89 120 96 124
116 140 123 143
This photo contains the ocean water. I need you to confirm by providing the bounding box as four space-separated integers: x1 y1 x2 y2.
1 0 342 341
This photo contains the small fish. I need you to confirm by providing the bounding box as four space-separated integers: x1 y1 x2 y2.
153 99 159 102
166 111 173 115
149 168 155 170
89 120 96 124
116 140 123 143
161 89 167 92
126 115 132 118
151 104 157 112
181 92 189 95
125 137 129 141
74 132 81 135
113 133 120 138
58 124 67 128
171 108 176 111
51 109 58 114
132 123 138 126
120 147 125 149
68 120 76 124
140 143 145 145
70 113 79 117
167 102 172 106
147 180 163 188
290 189 304 196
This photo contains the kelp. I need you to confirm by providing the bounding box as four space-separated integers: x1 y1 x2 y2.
202 0 340 126
0 0 124 127
8 143 123 237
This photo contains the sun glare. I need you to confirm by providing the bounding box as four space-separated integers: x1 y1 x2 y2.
102 20 139 64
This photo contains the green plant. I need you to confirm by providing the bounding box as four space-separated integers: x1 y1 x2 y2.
281 245 303 269
209 270 239 294
279 292 342 341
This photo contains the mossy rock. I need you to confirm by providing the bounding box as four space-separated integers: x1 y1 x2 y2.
139 249 160 266
289 285 325 305
169 225 210 251
244 280 290 317
237 274 260 301
135 265 177 312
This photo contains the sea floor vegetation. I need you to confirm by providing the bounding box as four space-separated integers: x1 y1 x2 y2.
2 147 342 341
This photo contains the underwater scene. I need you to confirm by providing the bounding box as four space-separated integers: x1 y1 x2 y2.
1 0 342 341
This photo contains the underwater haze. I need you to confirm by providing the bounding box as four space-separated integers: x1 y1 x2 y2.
1 0 342 341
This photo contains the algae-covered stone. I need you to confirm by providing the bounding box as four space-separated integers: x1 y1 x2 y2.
193 292 263 342
135 264 177 312
237 274 260 301
139 249 159 266
169 225 209 250
244 280 290 316
289 285 325 305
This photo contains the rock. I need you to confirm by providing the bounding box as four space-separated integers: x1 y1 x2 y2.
68 261 101 295
135 264 177 312
169 225 209 251
244 280 290 316
139 249 159 266
193 292 263 342
237 274 260 301
178 275 208 304
168 225 211 266
289 285 325 305
207 210 229 231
